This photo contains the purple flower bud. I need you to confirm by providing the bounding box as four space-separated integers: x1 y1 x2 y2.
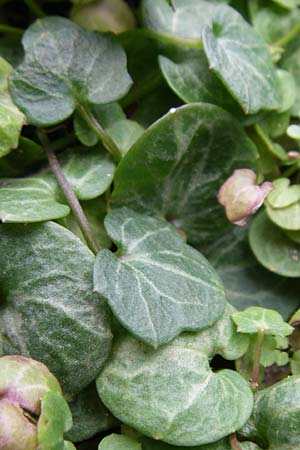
218 169 273 226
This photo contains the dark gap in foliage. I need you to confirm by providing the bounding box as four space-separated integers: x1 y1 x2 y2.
209 354 235 371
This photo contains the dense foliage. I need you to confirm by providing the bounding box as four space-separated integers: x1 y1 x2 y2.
1 0 300 449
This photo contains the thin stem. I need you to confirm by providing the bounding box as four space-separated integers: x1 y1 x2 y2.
25 0 45 17
250 330 264 391
0 24 23 34
77 104 122 162
274 22 300 48
38 131 99 255
230 433 243 450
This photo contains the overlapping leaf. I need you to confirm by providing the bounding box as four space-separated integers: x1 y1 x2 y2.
94 208 226 348
0 221 112 395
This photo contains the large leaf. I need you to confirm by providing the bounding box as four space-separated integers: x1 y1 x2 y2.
0 221 112 395
202 5 281 114
158 48 242 116
97 305 252 446
249 210 300 277
112 103 257 248
251 376 300 450
0 57 25 158
205 225 300 320
141 0 228 41
9 17 132 126
94 208 226 348
0 147 115 223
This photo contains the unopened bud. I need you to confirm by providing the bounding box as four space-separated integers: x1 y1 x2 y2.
218 169 273 226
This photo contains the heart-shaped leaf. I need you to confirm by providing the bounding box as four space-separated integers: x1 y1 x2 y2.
202 5 281 114
232 307 293 336
112 103 257 248
0 221 112 395
0 57 25 158
94 207 226 348
249 210 300 277
9 16 132 126
97 304 252 446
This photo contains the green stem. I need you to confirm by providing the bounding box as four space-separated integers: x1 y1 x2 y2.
250 330 264 391
0 24 23 34
38 130 99 255
121 70 163 109
229 433 243 450
274 22 300 48
77 104 122 162
142 28 202 49
282 162 300 178
24 0 45 17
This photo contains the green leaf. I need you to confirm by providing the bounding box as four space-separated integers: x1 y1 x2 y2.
249 210 300 277
0 57 25 159
141 437 260 450
65 383 117 442
252 376 300 450
232 307 293 336
0 221 112 395
205 225 300 320
202 5 281 114
0 176 70 223
253 5 300 44
94 207 226 348
9 17 132 126
266 200 300 231
281 37 300 117
141 0 227 41
276 69 297 113
112 103 257 248
0 147 115 223
272 0 300 9
37 391 73 450
158 48 242 116
106 120 144 156
267 178 300 209
97 304 252 446
291 350 300 375
98 434 142 450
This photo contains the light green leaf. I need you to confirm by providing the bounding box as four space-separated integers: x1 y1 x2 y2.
266 200 300 230
202 5 281 114
249 210 300 277
277 69 297 113
205 225 300 319
9 17 132 126
158 48 242 116
0 222 112 395
291 350 300 375
259 110 290 139
0 56 25 159
94 207 226 348
74 102 126 147
112 103 257 248
232 307 293 336
141 0 227 41
0 147 115 223
287 124 300 139
253 5 300 44
65 383 117 442
272 0 300 9
106 120 144 156
281 37 300 117
141 437 260 450
252 376 300 450
98 434 142 450
37 391 73 450
267 178 300 209
97 305 252 446
0 176 70 223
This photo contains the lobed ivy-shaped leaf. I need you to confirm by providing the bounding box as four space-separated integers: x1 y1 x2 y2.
202 5 281 114
232 307 293 337
94 207 226 348
97 304 252 446
9 16 132 126
112 103 257 248
0 221 112 395
0 147 115 223
0 56 26 158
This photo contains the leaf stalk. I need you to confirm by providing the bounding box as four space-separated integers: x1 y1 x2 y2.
250 329 264 391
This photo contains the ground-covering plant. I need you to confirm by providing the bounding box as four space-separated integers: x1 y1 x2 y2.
2 0 300 449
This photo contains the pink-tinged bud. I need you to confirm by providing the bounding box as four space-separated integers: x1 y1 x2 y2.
218 169 273 226
0 401 37 450
288 151 300 160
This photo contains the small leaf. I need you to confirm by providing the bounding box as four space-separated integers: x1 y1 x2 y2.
232 307 293 336
291 350 300 375
249 210 300 277
202 5 281 114
98 434 141 450
0 222 112 395
266 200 300 231
0 56 25 159
287 124 300 140
9 17 132 126
37 391 73 450
97 305 253 446
94 208 226 348
267 178 300 209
